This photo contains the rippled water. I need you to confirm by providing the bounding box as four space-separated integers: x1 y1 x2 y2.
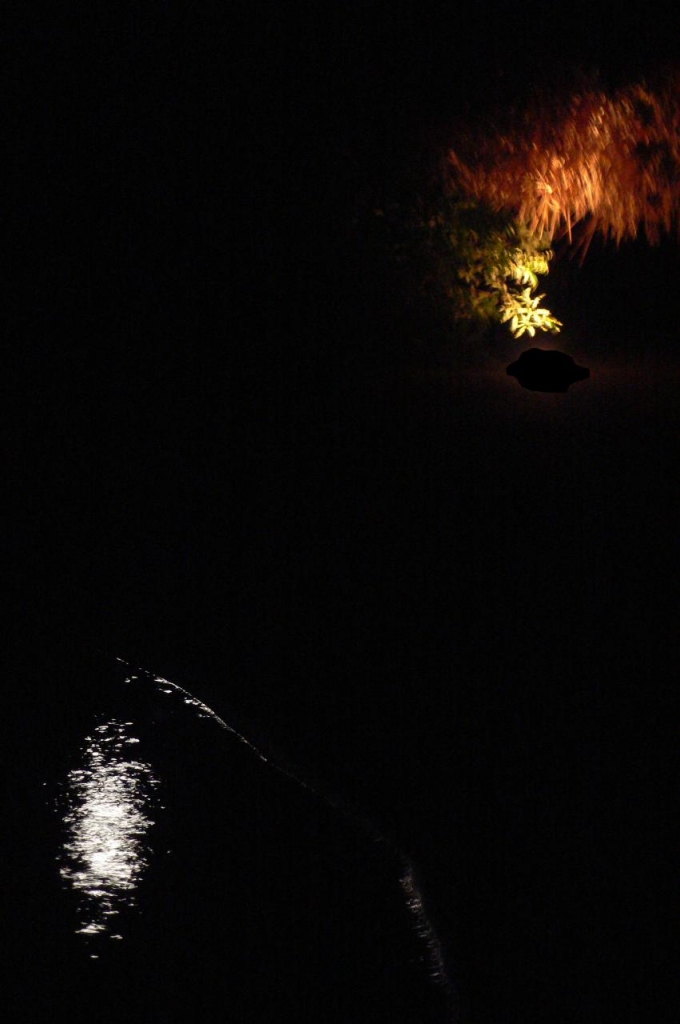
5 649 452 1023
55 662 326 954
58 717 160 949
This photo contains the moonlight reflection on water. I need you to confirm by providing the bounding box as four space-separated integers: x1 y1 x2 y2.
50 660 450 1015
58 718 160 949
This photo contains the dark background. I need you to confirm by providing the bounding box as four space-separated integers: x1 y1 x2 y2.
8 0 680 660
6 3 680 1021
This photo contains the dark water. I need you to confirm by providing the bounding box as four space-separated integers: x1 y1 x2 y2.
4 645 452 1023
8 327 679 1022
177 320 679 1023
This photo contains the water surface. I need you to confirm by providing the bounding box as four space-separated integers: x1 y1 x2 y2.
5 646 451 1023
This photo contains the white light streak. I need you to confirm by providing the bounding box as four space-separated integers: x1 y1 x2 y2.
59 718 159 940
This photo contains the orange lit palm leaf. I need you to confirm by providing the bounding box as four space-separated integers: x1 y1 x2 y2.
447 75 680 256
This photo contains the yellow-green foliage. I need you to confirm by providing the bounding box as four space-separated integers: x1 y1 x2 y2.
499 287 563 339
492 246 562 338
367 194 561 339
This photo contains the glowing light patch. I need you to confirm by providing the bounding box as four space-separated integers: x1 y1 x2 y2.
58 719 160 941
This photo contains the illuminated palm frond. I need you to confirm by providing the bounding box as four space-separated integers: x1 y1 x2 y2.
447 71 680 258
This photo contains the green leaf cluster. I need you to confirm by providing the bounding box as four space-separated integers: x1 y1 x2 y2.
365 192 562 340
499 287 563 338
